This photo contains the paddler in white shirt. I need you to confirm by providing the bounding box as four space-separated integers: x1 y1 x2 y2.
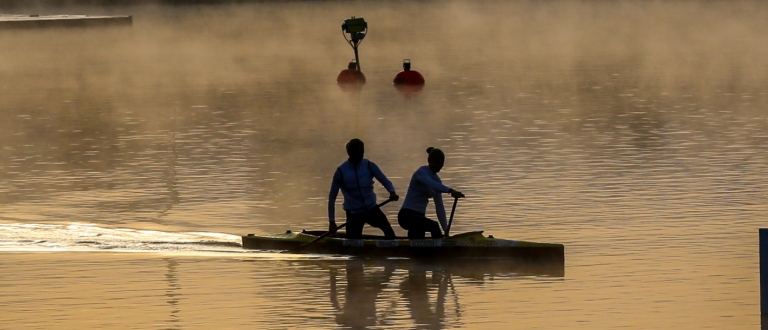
328 138 399 239
398 147 465 239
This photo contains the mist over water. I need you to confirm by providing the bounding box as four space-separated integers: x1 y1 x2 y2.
0 1 766 328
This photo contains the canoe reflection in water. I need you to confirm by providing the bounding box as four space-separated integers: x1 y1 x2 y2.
328 258 563 329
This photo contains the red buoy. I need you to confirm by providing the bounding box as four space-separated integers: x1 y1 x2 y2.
337 60 366 84
393 59 425 86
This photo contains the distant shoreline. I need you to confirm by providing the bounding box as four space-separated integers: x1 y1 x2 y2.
0 0 311 10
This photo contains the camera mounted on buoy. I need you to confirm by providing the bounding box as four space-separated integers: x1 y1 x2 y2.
341 16 367 43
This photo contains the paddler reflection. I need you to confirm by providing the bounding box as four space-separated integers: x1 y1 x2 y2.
398 264 451 329
327 259 562 328
329 260 458 329
330 259 395 328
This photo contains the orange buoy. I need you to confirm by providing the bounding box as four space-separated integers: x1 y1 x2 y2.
337 60 366 84
393 59 425 86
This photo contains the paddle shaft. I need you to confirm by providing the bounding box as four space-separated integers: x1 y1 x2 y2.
445 197 459 237
297 198 393 249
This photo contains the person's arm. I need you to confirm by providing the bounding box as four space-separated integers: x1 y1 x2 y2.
368 161 399 201
328 168 343 226
414 167 451 194
434 192 448 231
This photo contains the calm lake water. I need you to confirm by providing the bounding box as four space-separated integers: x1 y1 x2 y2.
0 1 766 329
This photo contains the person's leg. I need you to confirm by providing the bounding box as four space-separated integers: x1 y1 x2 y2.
365 208 396 239
397 209 412 231
399 209 433 239
345 211 365 239
398 209 425 239
425 219 443 239
408 216 442 239
408 228 425 239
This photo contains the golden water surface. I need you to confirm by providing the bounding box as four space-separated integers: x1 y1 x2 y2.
0 1 766 329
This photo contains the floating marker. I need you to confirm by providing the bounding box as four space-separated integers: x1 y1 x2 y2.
393 59 425 94
337 59 366 85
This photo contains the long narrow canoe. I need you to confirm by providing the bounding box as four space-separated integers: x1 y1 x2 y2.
242 230 564 263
